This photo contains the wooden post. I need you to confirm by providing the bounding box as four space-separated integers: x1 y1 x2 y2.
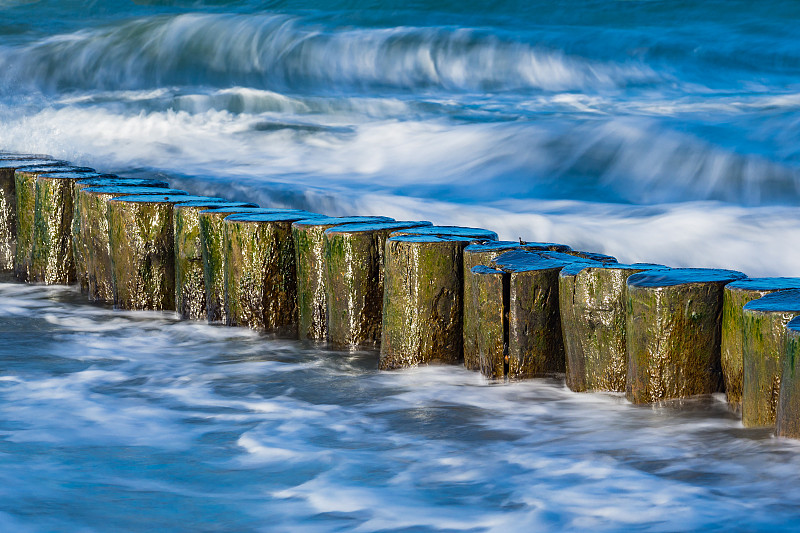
174 200 258 320
626 268 747 404
776 316 800 439
389 225 499 240
14 165 96 282
0 159 67 273
380 235 477 369
324 221 432 348
721 278 800 413
559 262 666 392
223 211 323 335
462 240 574 370
106 195 227 310
469 264 507 378
485 250 593 379
77 186 187 302
72 177 170 292
741 290 800 427
292 216 393 341
199 207 314 324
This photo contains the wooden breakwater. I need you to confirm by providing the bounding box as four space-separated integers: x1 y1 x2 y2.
2 151 800 438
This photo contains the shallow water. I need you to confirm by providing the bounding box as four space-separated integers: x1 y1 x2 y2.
1 0 800 530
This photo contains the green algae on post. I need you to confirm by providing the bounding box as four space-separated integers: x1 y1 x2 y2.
625 268 747 404
223 211 322 335
30 170 106 285
560 262 666 393
380 235 474 369
777 316 800 439
292 216 394 341
461 240 575 370
324 220 432 348
486 250 594 379
14 165 96 282
174 200 258 320
72 177 167 292
721 278 800 413
107 194 224 310
199 207 315 324
78 187 188 302
469 265 507 378
2 160 71 275
740 290 800 428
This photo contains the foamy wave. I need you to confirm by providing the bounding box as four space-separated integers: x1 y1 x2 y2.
0 13 657 94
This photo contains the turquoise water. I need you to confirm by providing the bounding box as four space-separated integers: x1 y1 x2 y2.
1 1 800 530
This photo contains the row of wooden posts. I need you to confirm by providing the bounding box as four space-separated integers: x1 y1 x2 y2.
2 153 800 439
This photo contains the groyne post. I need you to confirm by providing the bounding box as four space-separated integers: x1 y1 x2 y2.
626 268 747 404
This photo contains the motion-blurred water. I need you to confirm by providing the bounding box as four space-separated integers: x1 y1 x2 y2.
1 1 800 530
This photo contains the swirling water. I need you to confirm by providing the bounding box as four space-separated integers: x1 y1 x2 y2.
1 1 800 530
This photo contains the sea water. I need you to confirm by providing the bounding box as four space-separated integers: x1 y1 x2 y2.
1 0 800 530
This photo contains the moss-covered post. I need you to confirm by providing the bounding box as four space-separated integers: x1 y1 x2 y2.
292 216 393 341
469 265 507 378
324 221 432 348
721 278 800 413
567 250 618 263
380 235 476 368
30 170 106 285
107 195 224 310
626 268 747 404
78 187 187 302
776 316 800 439
0 159 67 272
72 177 169 292
199 207 313 324
488 250 591 379
174 201 259 320
740 290 800 427
14 165 95 282
463 242 521 371
223 211 323 335
560 262 666 392
462 240 574 371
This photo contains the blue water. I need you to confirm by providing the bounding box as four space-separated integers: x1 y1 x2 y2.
2 0 800 530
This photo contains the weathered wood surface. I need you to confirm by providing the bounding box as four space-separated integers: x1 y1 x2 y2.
199 207 314 324
14 165 96 282
741 290 800 427
223 211 322 335
721 278 800 413
777 316 800 439
626 268 747 404
107 195 224 310
324 221 432 348
380 235 476 369
78 186 187 301
174 201 258 320
560 262 666 393
484 250 594 379
389 225 499 240
292 216 393 341
30 170 106 285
